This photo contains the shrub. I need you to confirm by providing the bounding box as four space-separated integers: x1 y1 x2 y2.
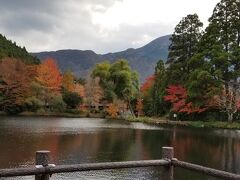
62 91 82 109
51 96 66 112
4 105 25 114
65 109 83 114
25 96 43 112
106 103 119 118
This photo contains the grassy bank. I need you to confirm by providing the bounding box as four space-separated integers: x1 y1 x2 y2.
2 111 240 129
125 116 240 130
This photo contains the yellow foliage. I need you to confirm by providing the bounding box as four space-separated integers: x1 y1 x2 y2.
62 71 75 92
106 103 119 118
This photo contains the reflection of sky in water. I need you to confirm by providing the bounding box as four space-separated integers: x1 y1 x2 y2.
213 129 240 139
0 117 163 134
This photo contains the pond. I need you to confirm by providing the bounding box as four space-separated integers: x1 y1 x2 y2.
0 116 240 179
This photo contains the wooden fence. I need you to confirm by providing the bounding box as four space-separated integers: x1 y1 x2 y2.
0 147 239 180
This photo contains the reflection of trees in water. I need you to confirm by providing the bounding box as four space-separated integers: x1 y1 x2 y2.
169 128 240 175
220 136 240 173
0 127 138 167
1 119 240 179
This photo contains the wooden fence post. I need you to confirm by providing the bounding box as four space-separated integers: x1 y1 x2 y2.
162 147 174 180
35 150 50 180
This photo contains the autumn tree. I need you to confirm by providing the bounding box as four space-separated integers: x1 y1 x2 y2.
85 76 104 110
106 103 119 118
62 71 75 92
73 83 85 98
141 75 155 116
140 75 155 96
164 85 207 114
36 58 62 93
0 58 34 114
35 58 62 109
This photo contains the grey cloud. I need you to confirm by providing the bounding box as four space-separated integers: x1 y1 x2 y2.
91 23 173 53
0 0 119 34
0 0 169 53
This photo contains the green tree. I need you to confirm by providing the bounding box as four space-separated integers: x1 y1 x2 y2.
151 60 168 116
0 34 39 64
51 95 66 112
198 0 240 122
167 14 203 84
109 60 139 100
91 61 114 101
63 91 82 109
92 59 139 116
25 96 43 112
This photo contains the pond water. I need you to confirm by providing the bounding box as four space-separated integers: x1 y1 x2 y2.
0 116 240 179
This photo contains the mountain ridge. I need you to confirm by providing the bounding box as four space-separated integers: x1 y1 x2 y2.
33 34 171 81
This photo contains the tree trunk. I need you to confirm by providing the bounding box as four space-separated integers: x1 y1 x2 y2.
128 100 135 118
227 112 233 123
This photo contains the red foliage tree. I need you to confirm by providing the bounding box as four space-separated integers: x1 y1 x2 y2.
0 58 34 113
164 85 207 114
140 75 155 96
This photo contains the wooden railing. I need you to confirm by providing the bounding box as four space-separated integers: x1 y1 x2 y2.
0 147 239 180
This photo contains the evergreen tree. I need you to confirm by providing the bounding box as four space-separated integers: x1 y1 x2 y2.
151 60 168 116
167 14 203 84
0 34 39 64
199 0 240 122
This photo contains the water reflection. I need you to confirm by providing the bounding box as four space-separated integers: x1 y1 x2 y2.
0 116 240 179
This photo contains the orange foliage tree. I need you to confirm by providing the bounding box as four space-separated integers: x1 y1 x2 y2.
73 84 85 97
0 58 34 113
62 70 85 99
106 103 119 118
36 58 62 94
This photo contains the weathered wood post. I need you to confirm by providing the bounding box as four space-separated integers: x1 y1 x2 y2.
35 150 50 180
162 147 174 180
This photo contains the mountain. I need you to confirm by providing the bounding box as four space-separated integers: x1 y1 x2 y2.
0 34 39 64
33 35 171 81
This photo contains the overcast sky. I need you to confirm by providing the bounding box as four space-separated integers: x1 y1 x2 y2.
0 0 219 53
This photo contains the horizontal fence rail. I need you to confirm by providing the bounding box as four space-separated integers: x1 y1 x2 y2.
0 147 239 180
0 160 170 177
172 159 240 180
